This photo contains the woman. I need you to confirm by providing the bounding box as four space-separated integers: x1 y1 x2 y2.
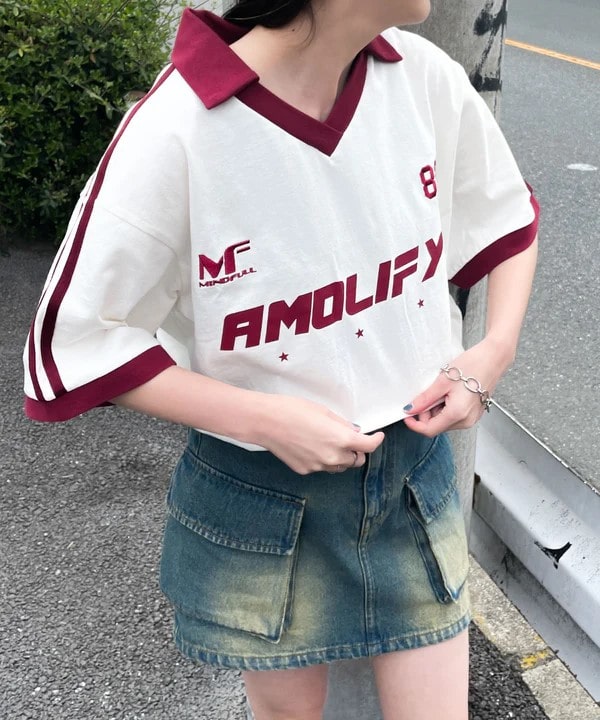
24 0 538 718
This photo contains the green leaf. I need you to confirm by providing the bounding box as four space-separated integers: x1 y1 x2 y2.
0 0 177 243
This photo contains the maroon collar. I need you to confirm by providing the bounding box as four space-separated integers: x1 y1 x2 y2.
171 9 402 110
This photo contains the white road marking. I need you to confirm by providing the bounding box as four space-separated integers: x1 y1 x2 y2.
566 163 598 172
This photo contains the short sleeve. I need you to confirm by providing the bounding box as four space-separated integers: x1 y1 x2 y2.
444 76 539 289
23 205 180 422
23 71 188 422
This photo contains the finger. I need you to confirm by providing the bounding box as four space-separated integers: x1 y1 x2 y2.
350 450 366 468
326 451 366 472
404 414 444 437
325 465 342 474
404 405 460 437
324 457 360 474
408 399 479 435
430 402 445 418
404 398 445 421
404 375 450 416
351 430 385 453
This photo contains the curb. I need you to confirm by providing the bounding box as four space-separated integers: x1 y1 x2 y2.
469 556 600 720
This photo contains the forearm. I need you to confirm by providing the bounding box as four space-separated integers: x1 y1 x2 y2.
112 364 385 474
484 236 538 369
112 365 269 445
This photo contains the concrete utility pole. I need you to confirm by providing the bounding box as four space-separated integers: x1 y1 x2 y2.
190 1 508 717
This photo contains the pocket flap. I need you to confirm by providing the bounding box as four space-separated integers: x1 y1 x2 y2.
167 450 305 555
406 434 456 523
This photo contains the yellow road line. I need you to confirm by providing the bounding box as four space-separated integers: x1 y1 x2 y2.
505 38 600 71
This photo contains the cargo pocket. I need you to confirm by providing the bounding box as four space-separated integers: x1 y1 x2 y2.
160 449 305 643
405 433 469 604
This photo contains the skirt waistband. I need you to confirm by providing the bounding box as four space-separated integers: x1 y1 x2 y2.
186 420 441 484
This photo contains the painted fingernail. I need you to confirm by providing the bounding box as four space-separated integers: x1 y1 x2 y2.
403 404 413 412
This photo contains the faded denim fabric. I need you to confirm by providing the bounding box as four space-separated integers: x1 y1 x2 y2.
160 422 471 670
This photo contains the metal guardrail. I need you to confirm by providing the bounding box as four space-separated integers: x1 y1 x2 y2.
472 404 600 701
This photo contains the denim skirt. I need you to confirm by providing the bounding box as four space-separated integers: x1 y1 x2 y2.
159 422 471 671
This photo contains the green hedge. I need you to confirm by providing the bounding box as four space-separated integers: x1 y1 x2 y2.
0 0 183 244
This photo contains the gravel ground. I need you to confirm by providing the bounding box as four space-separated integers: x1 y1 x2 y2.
1 246 550 719
468 624 550 720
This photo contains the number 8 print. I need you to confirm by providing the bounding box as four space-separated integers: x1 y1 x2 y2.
420 165 437 199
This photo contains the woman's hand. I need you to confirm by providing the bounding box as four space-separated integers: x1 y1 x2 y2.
254 394 385 475
403 337 512 438
404 235 539 438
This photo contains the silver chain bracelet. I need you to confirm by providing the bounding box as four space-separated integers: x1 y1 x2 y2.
440 364 492 412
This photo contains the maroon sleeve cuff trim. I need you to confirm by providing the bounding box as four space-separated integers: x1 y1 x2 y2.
450 190 540 289
24 346 176 422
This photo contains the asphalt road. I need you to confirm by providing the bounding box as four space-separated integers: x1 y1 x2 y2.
496 0 600 486
507 0 600 63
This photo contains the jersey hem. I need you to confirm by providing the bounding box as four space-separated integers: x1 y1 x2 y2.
24 346 175 422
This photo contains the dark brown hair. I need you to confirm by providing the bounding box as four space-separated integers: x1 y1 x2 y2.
224 0 313 28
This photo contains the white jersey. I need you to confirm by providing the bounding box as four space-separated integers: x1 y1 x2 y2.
23 9 538 446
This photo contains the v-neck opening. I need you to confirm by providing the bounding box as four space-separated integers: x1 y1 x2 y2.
170 10 403 156
236 51 369 156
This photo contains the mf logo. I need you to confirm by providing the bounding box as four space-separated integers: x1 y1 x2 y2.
198 240 257 288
